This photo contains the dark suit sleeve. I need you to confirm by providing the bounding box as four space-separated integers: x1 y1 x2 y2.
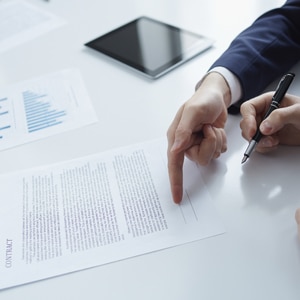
209 0 300 114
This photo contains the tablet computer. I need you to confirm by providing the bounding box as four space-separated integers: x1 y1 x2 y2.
85 16 214 79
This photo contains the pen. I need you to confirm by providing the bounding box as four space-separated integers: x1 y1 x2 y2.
241 72 295 164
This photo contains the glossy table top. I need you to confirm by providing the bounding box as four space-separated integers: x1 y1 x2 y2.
2 0 300 299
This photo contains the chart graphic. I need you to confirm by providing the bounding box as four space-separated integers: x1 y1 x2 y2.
22 90 66 133
0 69 97 151
0 96 12 139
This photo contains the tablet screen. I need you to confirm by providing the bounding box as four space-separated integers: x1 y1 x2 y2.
85 17 213 79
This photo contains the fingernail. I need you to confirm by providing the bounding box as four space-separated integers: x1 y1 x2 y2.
261 137 273 147
171 139 181 152
260 121 272 133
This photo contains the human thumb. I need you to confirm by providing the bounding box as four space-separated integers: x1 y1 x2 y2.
259 110 284 135
259 120 274 135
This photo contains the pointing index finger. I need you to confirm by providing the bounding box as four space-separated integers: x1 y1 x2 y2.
167 145 185 204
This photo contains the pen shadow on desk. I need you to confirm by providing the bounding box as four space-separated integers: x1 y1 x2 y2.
240 146 300 214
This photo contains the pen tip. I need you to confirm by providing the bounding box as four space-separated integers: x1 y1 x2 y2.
241 155 248 164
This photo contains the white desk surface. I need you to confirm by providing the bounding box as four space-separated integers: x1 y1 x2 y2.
1 0 300 299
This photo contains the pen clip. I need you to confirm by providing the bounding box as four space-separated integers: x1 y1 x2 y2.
272 76 285 99
272 73 295 102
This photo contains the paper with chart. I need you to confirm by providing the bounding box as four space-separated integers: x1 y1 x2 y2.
0 138 225 290
0 69 98 151
0 0 65 54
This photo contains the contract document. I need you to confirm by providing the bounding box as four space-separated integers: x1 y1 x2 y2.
0 69 98 151
0 139 225 289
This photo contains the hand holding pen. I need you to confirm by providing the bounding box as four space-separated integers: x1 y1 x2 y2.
240 73 295 163
240 73 297 163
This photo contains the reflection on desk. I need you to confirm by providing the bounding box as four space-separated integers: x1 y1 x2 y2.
1 0 299 300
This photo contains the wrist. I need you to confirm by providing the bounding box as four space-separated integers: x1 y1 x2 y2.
197 72 232 108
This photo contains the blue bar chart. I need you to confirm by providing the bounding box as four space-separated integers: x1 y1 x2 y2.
22 90 66 133
0 97 11 139
0 69 97 151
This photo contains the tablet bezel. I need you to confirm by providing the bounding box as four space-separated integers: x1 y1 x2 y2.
85 16 214 79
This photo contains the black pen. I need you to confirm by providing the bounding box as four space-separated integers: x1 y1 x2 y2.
241 72 295 164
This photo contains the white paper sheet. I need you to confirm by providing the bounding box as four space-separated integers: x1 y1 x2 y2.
0 0 65 53
0 69 98 150
0 138 225 290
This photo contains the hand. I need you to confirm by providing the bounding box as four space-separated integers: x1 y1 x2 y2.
167 72 230 204
295 208 300 239
240 92 300 153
